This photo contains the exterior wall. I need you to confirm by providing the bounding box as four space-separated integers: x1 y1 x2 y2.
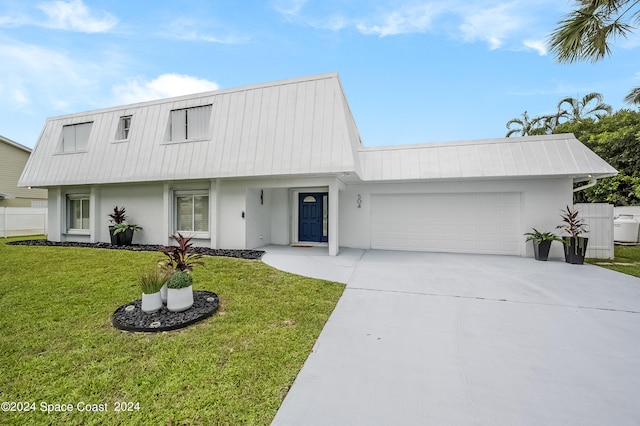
0 140 47 207
218 181 247 249
270 188 290 245
339 178 573 258
44 175 572 257
245 188 272 249
98 183 165 245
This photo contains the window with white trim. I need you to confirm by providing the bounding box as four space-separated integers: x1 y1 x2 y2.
175 191 209 234
168 105 212 141
116 115 132 140
61 122 92 152
67 194 90 231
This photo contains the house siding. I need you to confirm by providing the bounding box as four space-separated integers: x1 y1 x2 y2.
338 178 573 258
0 137 47 207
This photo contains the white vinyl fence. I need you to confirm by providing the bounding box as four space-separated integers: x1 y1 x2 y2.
0 207 48 237
574 203 614 259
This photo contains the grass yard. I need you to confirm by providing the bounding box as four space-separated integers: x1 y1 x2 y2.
588 245 640 278
0 237 345 425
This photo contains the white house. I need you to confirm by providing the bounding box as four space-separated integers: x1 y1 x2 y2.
18 72 617 257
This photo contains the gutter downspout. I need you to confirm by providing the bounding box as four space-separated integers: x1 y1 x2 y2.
573 178 598 193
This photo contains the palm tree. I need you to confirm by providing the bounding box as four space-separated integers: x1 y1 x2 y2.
624 87 640 105
506 111 546 137
556 92 612 123
548 0 640 105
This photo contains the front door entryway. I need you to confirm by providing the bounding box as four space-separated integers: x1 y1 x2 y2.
298 192 328 243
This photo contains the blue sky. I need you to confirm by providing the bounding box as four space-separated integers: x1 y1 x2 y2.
1 0 639 149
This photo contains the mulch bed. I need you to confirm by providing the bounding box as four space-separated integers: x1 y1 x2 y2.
7 239 264 260
112 291 219 332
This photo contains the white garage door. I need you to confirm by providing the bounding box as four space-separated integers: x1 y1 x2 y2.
371 193 522 255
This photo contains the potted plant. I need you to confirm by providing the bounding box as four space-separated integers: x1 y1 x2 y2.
524 228 562 261
107 206 127 245
107 206 143 245
112 223 143 246
166 271 194 312
139 267 170 313
159 233 205 312
557 205 589 264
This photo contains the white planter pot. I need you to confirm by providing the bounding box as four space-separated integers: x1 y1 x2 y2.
160 283 168 304
167 285 194 312
141 291 163 313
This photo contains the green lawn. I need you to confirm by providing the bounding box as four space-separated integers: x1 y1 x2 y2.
0 237 345 425
588 245 640 278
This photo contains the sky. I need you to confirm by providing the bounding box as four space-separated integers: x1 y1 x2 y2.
1 0 639 149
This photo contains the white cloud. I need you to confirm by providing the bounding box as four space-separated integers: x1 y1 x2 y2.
37 0 118 33
356 4 444 37
523 39 547 56
0 40 99 109
271 0 554 53
169 29 250 44
112 74 220 104
458 3 524 50
161 18 250 44
272 0 308 21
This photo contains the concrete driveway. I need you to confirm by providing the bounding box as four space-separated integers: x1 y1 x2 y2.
263 246 640 426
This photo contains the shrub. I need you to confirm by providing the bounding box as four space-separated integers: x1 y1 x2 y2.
167 271 193 289
159 233 204 272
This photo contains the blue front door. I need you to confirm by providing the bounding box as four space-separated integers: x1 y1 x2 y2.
299 192 328 242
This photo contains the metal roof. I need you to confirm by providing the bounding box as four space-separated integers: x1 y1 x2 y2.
19 73 616 188
358 134 617 182
19 72 362 187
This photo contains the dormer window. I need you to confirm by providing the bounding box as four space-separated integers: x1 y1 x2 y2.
168 105 212 142
116 115 132 140
61 122 92 152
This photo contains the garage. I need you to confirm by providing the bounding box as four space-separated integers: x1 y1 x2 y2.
370 192 522 255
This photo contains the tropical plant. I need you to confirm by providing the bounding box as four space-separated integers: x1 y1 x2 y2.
505 111 547 137
167 270 193 289
107 206 127 224
159 233 205 272
624 87 640 105
555 109 640 205
139 267 171 294
112 223 143 235
556 92 612 123
524 228 563 244
557 206 588 237
548 0 640 105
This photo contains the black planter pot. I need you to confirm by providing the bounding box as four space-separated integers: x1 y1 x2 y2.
562 236 588 265
109 227 134 246
532 240 552 261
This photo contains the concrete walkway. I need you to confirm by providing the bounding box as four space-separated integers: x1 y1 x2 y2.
263 246 640 426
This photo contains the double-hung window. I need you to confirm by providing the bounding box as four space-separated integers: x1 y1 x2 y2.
169 105 212 141
67 194 90 232
175 191 209 234
61 122 92 152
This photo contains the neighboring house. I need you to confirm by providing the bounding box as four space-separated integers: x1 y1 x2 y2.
18 72 616 257
0 135 47 207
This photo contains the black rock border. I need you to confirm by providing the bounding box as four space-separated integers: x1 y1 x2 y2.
8 239 264 260
112 291 219 333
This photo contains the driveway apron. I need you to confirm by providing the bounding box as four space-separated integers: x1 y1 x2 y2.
268 248 640 426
